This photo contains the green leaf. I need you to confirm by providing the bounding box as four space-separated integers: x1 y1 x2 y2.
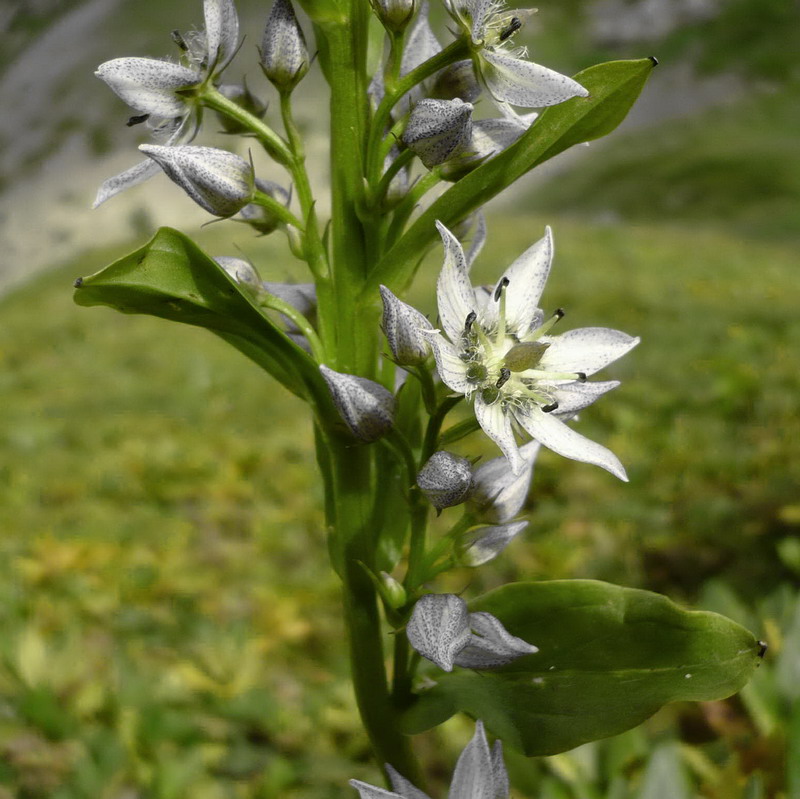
402 580 761 756
369 58 656 294
73 227 328 407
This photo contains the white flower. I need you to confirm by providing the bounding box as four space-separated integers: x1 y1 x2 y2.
425 222 639 478
458 519 529 566
350 720 508 799
444 0 588 108
406 593 537 672
93 0 240 207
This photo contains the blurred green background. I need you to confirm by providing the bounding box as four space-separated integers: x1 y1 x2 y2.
1 0 799 796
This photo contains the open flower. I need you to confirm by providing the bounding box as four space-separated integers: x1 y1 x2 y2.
350 720 508 799
406 593 537 672
444 0 588 108
93 0 240 207
425 221 639 478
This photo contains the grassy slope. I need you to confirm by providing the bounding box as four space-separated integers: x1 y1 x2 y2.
0 216 799 796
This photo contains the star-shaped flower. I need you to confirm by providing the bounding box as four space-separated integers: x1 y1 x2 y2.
93 0 240 207
425 221 639 478
350 720 509 799
443 0 588 109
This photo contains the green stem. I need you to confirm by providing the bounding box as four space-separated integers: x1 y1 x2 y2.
375 148 415 207
385 169 443 250
421 396 463 462
201 87 292 165
439 414 481 447
258 293 326 363
252 191 305 231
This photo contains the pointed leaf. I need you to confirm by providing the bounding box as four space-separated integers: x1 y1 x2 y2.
73 227 327 406
402 580 761 756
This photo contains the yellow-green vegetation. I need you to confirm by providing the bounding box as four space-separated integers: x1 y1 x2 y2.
1 215 799 797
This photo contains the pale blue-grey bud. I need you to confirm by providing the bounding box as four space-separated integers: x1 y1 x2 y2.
320 366 396 442
215 256 262 292
379 285 432 366
469 440 540 522
431 59 482 103
139 144 254 217
237 179 291 235
215 83 267 134
417 451 473 511
371 0 417 32
260 0 309 92
402 98 473 169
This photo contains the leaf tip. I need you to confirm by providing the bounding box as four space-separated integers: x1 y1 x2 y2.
73 277 84 288
757 640 768 659
649 55 659 67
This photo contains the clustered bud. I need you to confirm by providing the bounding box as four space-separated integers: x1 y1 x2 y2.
320 366 396 443
417 451 473 511
260 0 309 93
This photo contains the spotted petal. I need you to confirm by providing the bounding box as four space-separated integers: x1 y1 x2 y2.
517 406 628 481
349 782 404 799
470 440 540 522
92 158 162 209
450 720 510 799
204 0 240 71
386 766 432 799
474 394 524 475
480 49 588 108
540 328 640 376
436 221 478 341
406 594 471 672
454 611 538 669
424 331 470 393
550 380 620 416
484 226 553 336
96 58 200 117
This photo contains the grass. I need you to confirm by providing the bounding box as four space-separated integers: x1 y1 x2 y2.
0 214 799 797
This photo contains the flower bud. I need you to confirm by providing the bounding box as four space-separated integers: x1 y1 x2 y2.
237 179 291 235
215 83 267 134
402 99 473 170
139 144 254 217
417 451 473 511
379 285 432 366
469 441 540 522
458 520 529 567
378 572 407 609
439 117 528 182
215 256 262 292
430 59 482 103
371 0 417 33
320 366 396 443
260 0 309 93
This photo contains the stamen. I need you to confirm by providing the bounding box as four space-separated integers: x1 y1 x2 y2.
126 114 150 127
493 277 510 302
464 311 477 334
495 368 511 389
541 401 559 413
530 308 564 339
499 17 522 41
171 29 188 51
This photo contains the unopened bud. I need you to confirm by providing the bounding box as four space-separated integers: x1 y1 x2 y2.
139 144 254 217
379 285 432 366
417 451 473 511
458 520 528 566
402 99 473 170
260 0 309 93
320 366 396 443
237 179 291 235
215 83 267 134
378 571 407 609
371 0 417 32
440 117 528 182
215 256 262 292
430 59 481 103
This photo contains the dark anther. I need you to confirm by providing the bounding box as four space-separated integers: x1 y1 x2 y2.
493 277 510 302
649 55 659 67
171 29 188 50
541 401 559 413
499 17 522 41
554 308 565 319
576 372 587 382
464 311 477 333
126 114 150 127
757 641 768 659
495 368 511 389
73 277 84 288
